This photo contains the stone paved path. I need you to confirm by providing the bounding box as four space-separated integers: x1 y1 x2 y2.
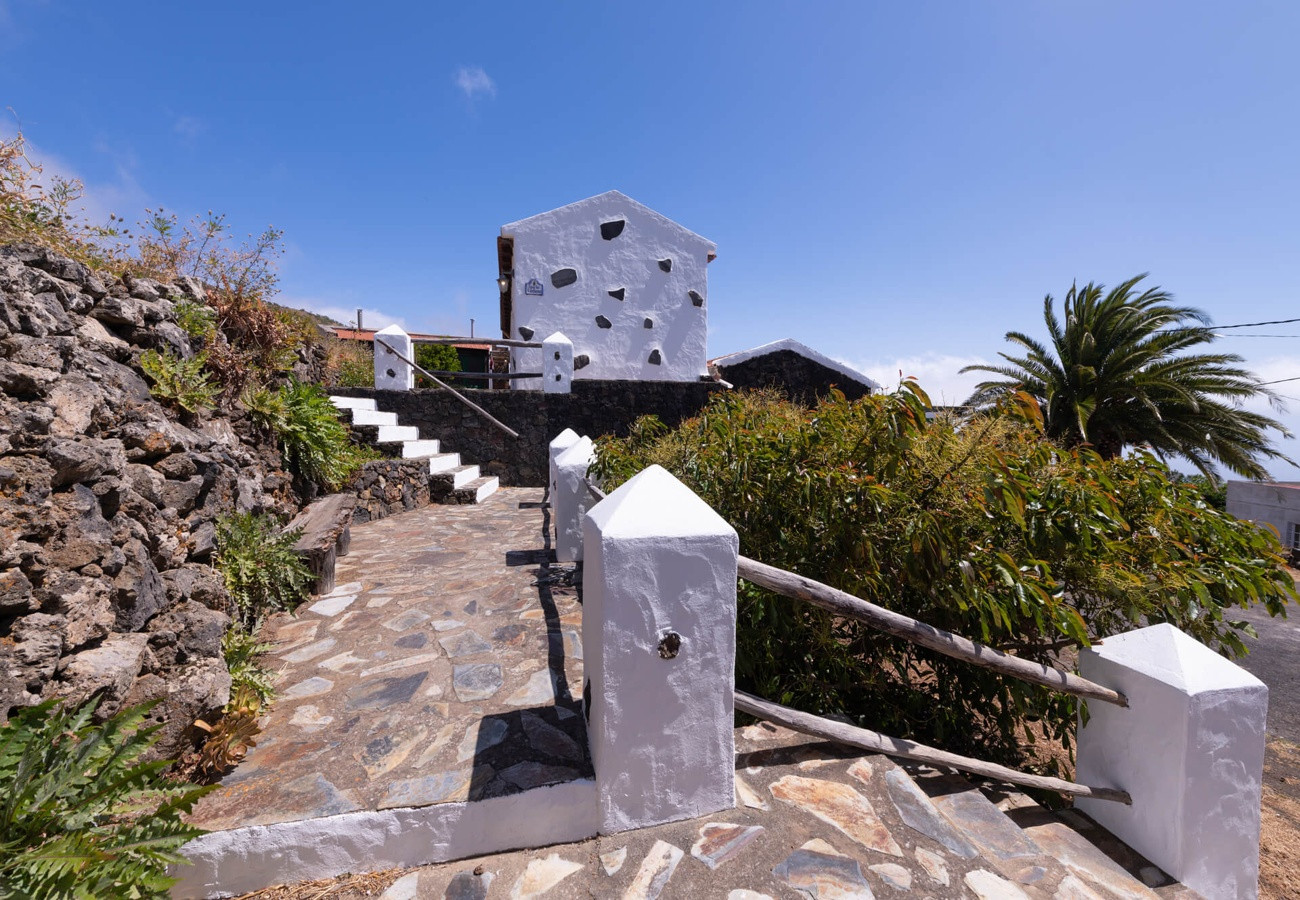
190 487 588 830
294 724 1200 900
189 492 1201 900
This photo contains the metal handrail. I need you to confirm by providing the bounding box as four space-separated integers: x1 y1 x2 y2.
374 337 519 440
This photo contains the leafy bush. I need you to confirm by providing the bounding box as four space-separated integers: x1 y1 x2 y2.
244 380 370 490
139 349 218 414
592 388 1296 767
0 698 210 899
214 512 311 629
172 298 217 343
221 628 277 706
415 343 461 387
327 339 373 387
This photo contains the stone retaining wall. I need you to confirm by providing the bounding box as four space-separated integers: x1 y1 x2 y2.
347 458 432 524
331 380 727 486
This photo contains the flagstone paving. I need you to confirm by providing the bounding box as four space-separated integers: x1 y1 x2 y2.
271 723 1203 900
193 490 1205 900
190 487 588 830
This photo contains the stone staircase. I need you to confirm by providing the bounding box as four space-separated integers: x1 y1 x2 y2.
330 396 499 504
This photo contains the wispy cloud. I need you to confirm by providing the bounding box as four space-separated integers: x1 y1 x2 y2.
279 298 408 332
455 66 496 102
173 115 205 145
844 352 993 407
0 122 150 229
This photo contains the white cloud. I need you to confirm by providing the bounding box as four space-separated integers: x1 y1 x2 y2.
280 298 407 332
0 122 150 230
173 115 205 145
843 352 994 407
455 66 496 101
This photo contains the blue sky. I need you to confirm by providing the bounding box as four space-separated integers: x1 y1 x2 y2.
5 1 1300 477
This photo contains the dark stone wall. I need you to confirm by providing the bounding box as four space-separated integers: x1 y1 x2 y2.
332 380 727 487
716 349 875 405
346 458 432 524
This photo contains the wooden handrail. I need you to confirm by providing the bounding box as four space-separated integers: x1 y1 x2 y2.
374 337 520 440
735 691 1131 804
736 556 1127 708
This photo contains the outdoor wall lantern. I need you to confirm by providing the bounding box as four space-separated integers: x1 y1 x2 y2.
497 269 513 291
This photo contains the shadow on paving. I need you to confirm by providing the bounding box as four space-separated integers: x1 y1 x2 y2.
186 487 592 832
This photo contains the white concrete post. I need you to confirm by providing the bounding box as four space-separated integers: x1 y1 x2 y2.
548 428 580 503
554 436 595 563
543 331 573 394
581 465 738 833
374 324 414 391
1076 623 1268 900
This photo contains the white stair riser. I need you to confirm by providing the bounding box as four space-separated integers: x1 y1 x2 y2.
449 466 480 488
349 409 399 426
471 477 500 502
402 440 441 458
427 454 461 473
376 425 419 442
329 396 377 411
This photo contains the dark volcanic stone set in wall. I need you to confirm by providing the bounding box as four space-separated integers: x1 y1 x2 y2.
346 459 432 524
716 349 875 405
331 380 727 487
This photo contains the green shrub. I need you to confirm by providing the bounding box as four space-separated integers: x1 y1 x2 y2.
140 349 219 413
592 388 1296 768
245 380 370 490
415 343 461 387
327 340 373 387
214 512 311 629
172 298 217 342
221 628 277 706
0 698 210 899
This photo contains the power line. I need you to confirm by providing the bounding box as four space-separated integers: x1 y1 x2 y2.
1213 333 1300 338
1214 317 1300 329
1259 376 1300 386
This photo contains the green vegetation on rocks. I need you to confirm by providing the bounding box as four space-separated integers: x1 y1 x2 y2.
0 698 209 899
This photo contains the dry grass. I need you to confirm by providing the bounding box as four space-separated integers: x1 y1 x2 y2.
1260 737 1300 900
233 869 409 900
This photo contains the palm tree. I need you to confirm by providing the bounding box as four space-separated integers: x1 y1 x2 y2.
961 276 1292 479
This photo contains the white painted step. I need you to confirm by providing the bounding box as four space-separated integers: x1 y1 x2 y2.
426 453 461 474
465 476 499 503
401 439 441 458
441 464 480 489
349 409 399 427
376 425 419 442
329 396 376 411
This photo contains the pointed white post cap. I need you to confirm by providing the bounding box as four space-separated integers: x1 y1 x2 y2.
1086 622 1265 694
550 427 580 452
586 465 734 540
543 331 573 347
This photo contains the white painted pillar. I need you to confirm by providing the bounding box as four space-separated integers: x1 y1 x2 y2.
581 465 738 833
1076 623 1268 900
548 428 580 503
543 331 573 394
554 436 595 563
374 324 414 391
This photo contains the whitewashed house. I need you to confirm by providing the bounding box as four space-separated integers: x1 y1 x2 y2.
497 191 717 387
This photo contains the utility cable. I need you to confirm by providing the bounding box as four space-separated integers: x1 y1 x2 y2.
1213 317 1300 329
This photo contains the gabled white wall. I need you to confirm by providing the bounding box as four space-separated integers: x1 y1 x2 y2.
502 192 715 386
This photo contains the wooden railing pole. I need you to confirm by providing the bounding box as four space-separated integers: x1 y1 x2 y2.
735 690 1132 804
736 556 1128 708
374 337 520 440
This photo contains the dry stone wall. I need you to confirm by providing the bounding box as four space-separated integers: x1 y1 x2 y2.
0 242 298 755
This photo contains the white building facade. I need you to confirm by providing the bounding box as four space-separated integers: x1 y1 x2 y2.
498 191 716 387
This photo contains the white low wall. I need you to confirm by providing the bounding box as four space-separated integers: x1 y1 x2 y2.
1076 623 1268 900
175 778 597 898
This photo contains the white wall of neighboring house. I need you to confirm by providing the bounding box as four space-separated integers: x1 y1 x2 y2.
501 191 716 386
1226 481 1300 553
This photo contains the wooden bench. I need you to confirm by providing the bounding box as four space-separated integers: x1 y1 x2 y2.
285 494 357 594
